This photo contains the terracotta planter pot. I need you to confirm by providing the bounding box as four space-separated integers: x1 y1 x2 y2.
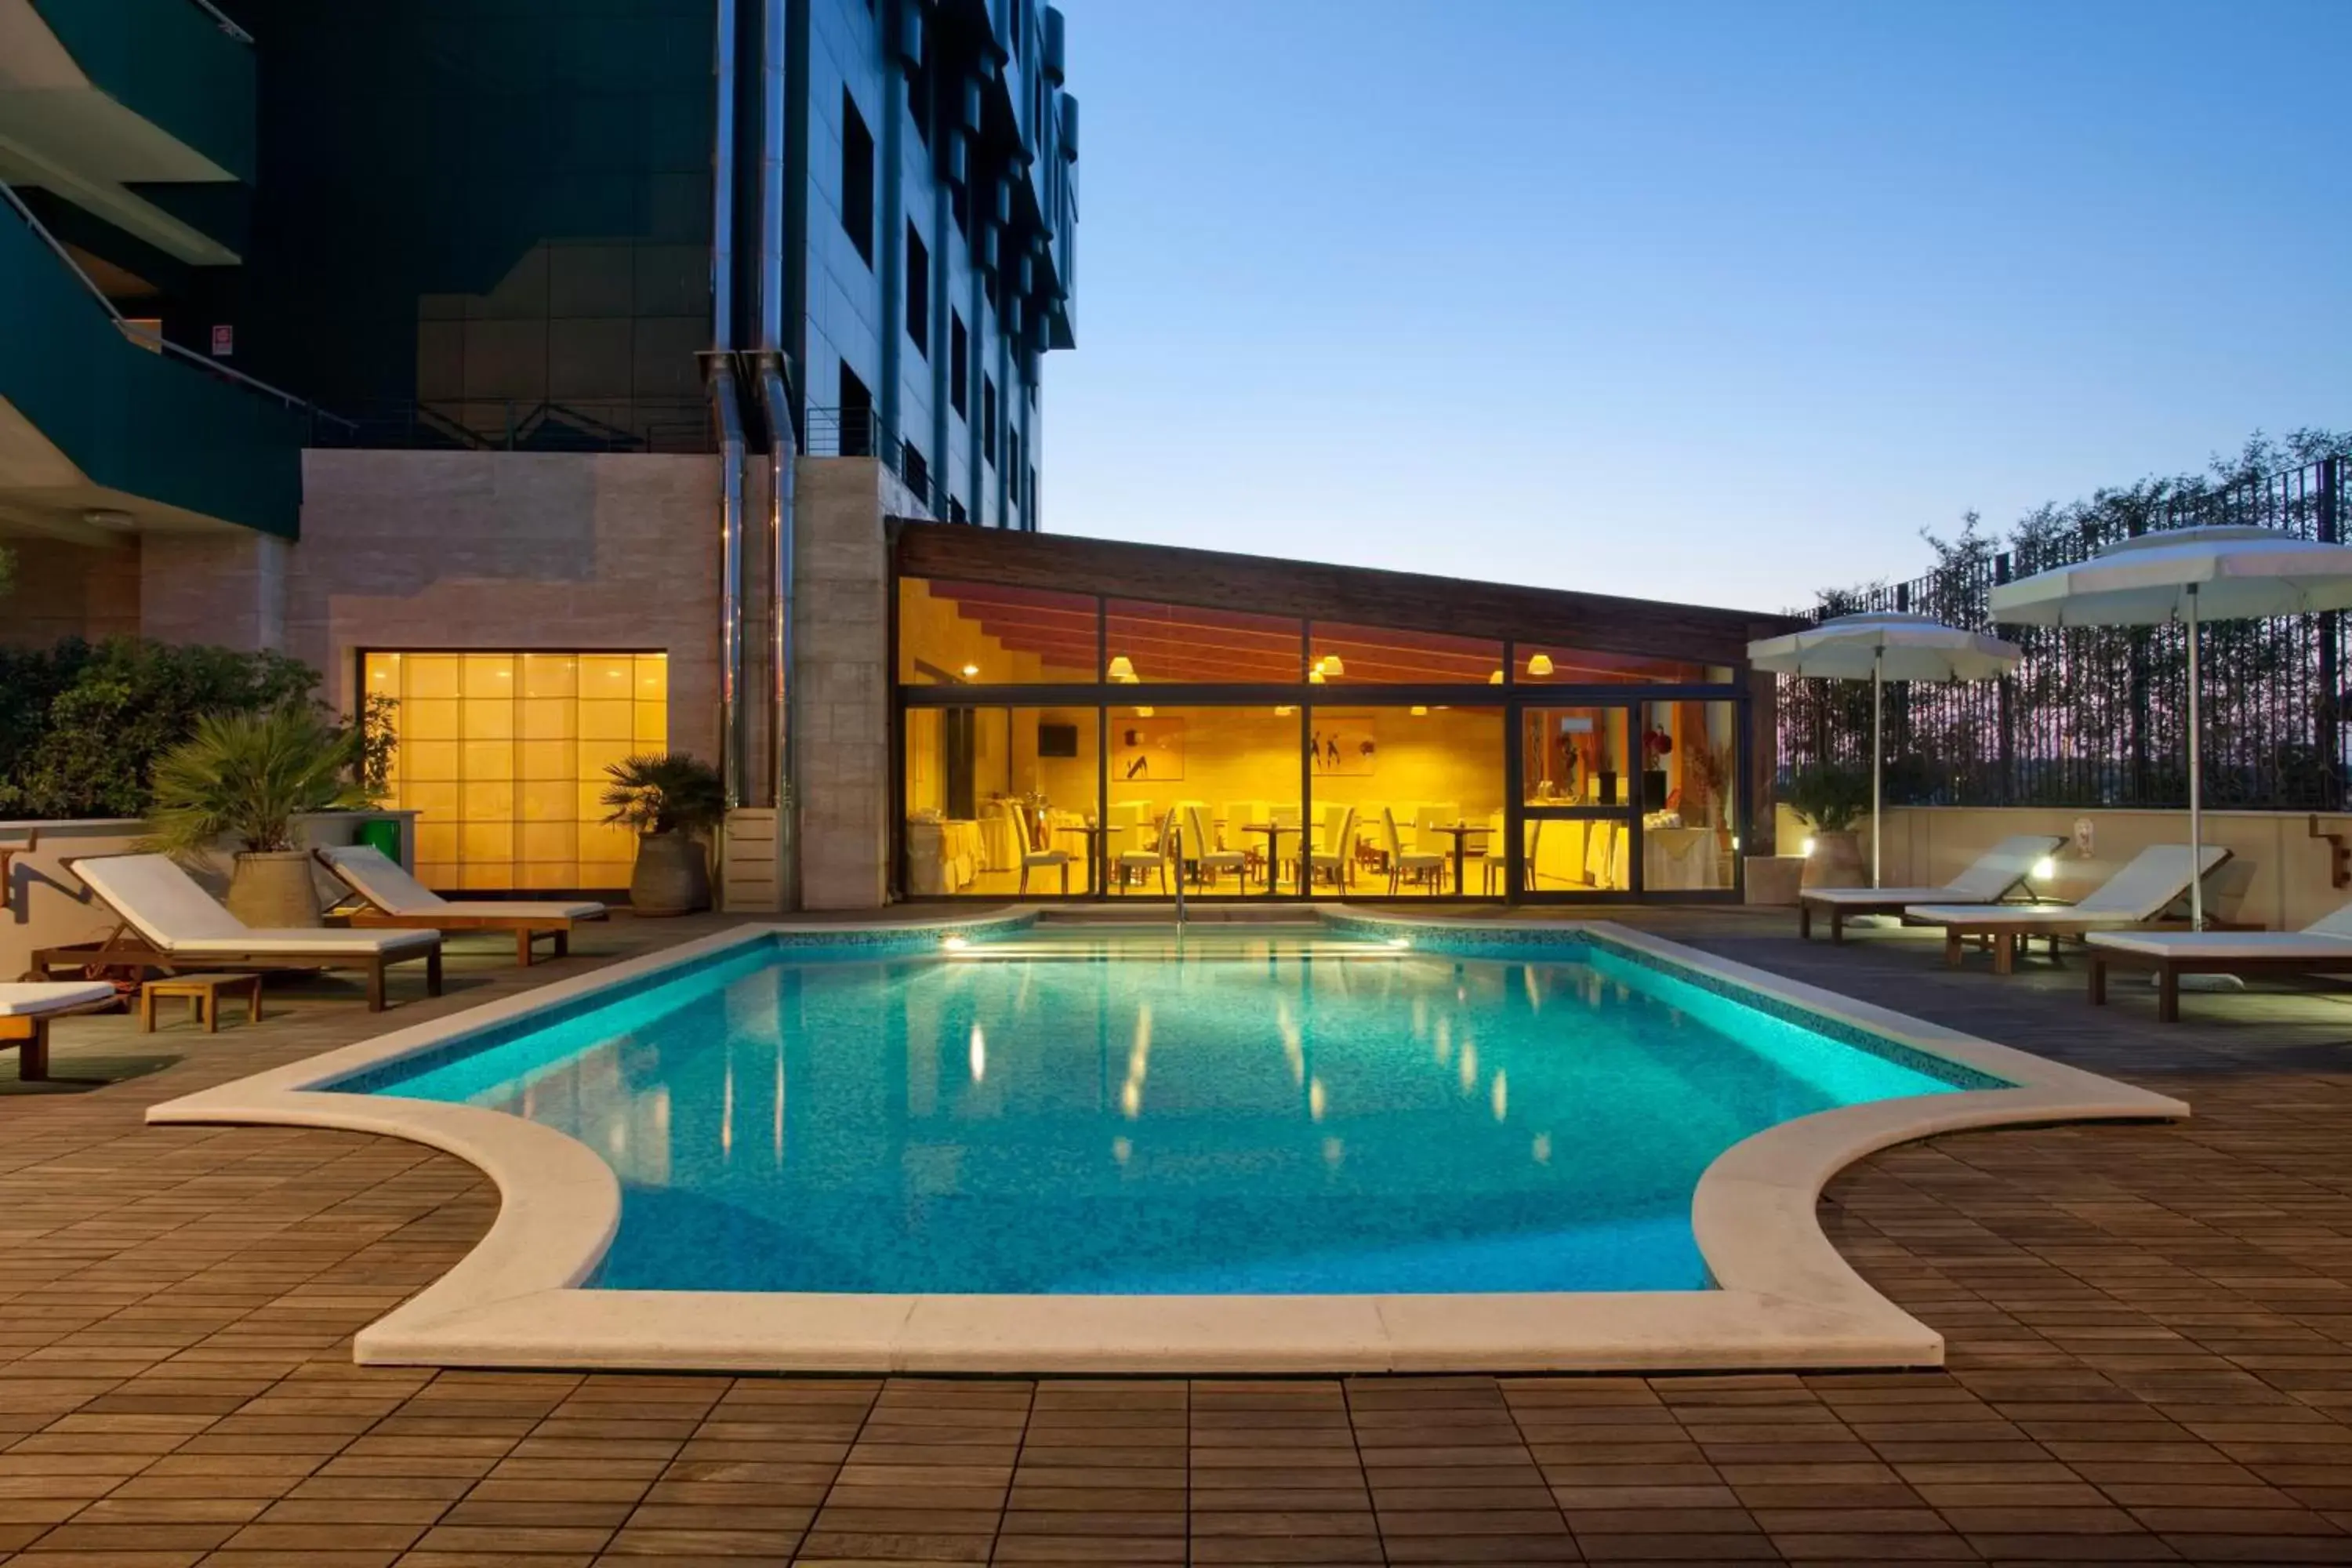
630 830 710 916
226 849 322 928
1801 828 1867 890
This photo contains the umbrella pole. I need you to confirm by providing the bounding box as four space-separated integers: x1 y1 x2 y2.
2187 586 2203 931
1871 652 1882 890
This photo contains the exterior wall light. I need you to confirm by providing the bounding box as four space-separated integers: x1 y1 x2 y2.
960 663 979 677
1488 669 1504 684
1134 706 1154 717
1316 655 1345 677
1526 652 1555 677
1106 655 1135 680
1308 669 1326 684
1409 706 1428 717
1275 705 1297 716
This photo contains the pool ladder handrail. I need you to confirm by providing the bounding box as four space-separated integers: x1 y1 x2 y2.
1171 822 1185 939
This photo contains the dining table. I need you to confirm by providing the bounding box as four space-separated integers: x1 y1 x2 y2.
1428 822 1492 896
1241 822 1302 898
1056 822 1120 898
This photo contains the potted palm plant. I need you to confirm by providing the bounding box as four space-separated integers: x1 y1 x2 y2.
1782 760 1872 889
601 753 725 916
146 705 371 927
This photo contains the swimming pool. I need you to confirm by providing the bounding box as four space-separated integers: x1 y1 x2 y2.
341 931 1987 1296
149 912 2187 1373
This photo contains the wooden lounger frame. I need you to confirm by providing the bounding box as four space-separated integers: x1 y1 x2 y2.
30 856 443 1012
1798 886 2041 943
2089 945 2352 1023
0 1001 108 1081
317 850 605 967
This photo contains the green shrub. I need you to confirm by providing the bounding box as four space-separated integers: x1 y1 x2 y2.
601 753 726 837
1781 760 1872 833
147 706 370 857
0 638 322 819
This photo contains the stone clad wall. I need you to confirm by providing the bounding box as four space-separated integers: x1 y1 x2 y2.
790 456 912 910
287 450 723 763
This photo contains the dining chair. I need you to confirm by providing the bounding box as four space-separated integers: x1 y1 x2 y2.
1381 808 1446 895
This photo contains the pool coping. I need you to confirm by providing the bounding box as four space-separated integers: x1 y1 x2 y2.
145 907 2188 1374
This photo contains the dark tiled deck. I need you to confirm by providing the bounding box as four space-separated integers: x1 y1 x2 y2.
5 907 2352 1565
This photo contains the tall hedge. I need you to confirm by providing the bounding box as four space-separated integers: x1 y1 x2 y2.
0 638 321 820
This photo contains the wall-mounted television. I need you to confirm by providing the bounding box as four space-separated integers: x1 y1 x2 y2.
1037 722 1080 758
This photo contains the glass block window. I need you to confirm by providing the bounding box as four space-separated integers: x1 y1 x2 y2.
364 651 668 891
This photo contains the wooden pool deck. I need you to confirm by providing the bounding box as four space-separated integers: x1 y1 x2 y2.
4 906 2350 1565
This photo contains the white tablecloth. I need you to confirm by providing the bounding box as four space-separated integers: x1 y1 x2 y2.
1645 826 1725 890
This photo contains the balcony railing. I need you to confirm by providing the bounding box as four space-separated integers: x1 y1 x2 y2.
310 397 715 456
803 405 962 521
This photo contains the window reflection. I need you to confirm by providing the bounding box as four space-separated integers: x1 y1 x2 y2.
1104 601 1301 684
1309 622 1501 685
898 577 1098 684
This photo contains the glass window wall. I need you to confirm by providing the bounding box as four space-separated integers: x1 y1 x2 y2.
1305 706 1504 897
365 650 666 891
1639 698 1739 892
1308 623 1502 686
892 582 1748 900
898 578 1098 684
1104 706 1302 895
903 705 1102 895
1104 601 1301 684
1515 645 1729 685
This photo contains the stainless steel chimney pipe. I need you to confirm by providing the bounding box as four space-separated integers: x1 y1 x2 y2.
757 0 800 908
708 0 749 808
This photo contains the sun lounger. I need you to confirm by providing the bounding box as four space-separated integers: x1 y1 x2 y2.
32 854 441 1011
1902 844 2234 975
0 982 114 1080
317 845 606 967
2087 902 2352 1022
1798 833 2064 941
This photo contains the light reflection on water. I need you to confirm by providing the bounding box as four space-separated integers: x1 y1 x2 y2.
364 942 1966 1295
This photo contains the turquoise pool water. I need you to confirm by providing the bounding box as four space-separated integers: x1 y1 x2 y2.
344 934 1984 1294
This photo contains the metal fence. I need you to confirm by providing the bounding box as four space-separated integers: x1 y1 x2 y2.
1778 455 2347 811
803 405 966 521
310 398 714 455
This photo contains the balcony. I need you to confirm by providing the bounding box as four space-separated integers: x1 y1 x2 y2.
0 0 255 263
0 199 303 538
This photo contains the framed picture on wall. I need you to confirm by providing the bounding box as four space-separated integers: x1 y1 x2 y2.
1309 713 1377 776
1114 716 1185 782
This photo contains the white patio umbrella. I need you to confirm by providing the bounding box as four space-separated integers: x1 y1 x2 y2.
1989 525 2352 929
1748 612 2022 887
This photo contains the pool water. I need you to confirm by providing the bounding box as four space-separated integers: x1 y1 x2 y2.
351 935 1977 1294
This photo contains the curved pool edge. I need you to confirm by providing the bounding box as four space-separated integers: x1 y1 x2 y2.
145 906 2187 1374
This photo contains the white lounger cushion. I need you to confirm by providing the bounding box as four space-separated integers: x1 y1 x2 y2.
2086 930 2352 961
1806 885 1993 908
2084 895 2352 961
1803 835 2064 909
319 845 604 921
169 928 441 956
1906 844 2228 928
74 854 438 957
0 982 115 1018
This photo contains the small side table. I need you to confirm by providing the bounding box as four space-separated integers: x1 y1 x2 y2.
140 973 265 1034
1431 822 1492 896
1242 822 1302 897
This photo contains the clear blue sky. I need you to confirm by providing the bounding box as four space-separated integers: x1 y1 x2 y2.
1043 0 2352 614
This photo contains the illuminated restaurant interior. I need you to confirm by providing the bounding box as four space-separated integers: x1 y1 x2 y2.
895 533 1767 901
